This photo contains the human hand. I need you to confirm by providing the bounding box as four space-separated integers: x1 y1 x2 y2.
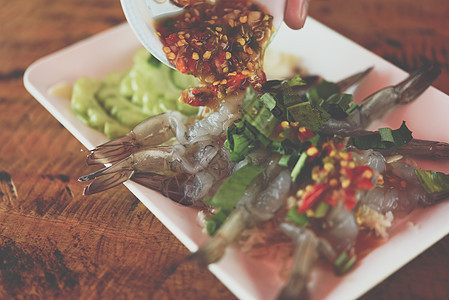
284 0 311 29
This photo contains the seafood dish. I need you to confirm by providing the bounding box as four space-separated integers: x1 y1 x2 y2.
75 1 449 299
24 8 449 300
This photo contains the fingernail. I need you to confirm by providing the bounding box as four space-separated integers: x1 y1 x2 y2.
298 0 310 27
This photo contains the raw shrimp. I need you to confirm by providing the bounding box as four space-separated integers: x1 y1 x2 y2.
86 101 241 165
85 68 372 166
321 64 441 135
190 162 292 267
362 160 449 217
262 67 373 95
278 203 359 300
321 203 359 252
86 111 188 165
277 225 319 300
378 138 449 159
79 143 234 200
348 129 449 159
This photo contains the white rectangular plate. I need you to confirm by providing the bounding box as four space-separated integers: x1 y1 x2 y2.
24 19 449 300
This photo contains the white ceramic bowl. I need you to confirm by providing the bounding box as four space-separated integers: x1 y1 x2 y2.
120 0 286 68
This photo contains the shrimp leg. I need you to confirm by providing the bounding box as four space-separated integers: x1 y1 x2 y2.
322 64 441 135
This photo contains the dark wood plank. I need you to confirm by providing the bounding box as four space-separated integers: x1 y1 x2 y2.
1 0 448 299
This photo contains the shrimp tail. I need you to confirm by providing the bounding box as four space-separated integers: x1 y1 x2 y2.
187 207 249 267
335 66 373 92
86 112 185 165
430 190 449 203
277 224 319 300
79 158 135 195
86 132 138 165
394 63 441 105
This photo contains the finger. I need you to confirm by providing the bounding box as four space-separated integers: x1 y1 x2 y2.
284 0 310 30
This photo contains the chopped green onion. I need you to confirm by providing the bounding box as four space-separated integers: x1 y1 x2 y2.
334 251 357 275
260 93 277 110
286 207 310 227
291 151 308 182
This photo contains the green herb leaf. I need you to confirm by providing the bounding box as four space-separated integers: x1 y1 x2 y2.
415 169 449 194
205 164 266 236
287 74 306 87
281 81 304 108
323 93 357 119
205 208 230 236
241 86 259 112
305 80 340 106
226 120 258 162
351 121 413 150
287 102 330 132
207 164 266 211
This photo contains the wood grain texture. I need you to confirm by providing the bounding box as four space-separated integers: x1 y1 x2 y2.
0 0 448 299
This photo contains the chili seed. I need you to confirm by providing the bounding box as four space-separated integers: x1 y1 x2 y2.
192 52 200 60
225 52 232 60
203 51 212 59
306 146 319 156
330 178 339 187
239 15 248 23
341 179 351 188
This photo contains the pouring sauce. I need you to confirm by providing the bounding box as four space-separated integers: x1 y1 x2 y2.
155 0 274 107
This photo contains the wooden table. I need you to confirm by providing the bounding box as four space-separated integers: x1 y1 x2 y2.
1 0 448 299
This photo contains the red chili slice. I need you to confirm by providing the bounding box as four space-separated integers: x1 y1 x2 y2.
298 183 329 212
